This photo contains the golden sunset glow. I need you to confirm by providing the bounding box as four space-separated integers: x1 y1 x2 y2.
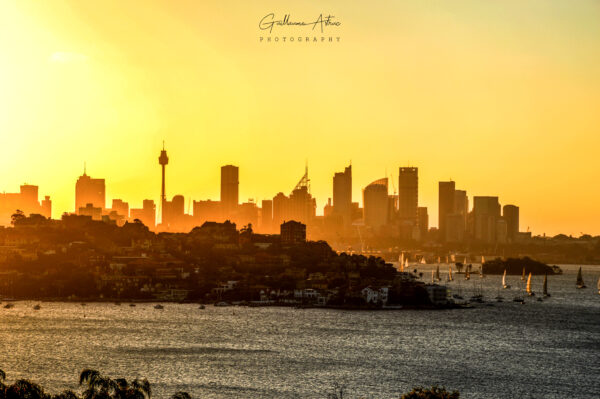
1 1 599 235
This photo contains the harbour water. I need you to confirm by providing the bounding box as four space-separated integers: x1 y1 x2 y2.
1 264 599 398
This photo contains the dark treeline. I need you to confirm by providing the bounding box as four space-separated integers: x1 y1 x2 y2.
0 368 458 399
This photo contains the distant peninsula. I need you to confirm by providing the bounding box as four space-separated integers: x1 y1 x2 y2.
481 257 562 275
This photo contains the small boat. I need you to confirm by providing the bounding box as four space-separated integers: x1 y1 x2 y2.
129 303 136 307
154 304 164 310
495 296 504 302
512 297 524 303
33 304 41 310
521 267 526 281
4 303 14 309
502 269 511 289
214 301 230 307
576 267 586 289
420 257 426 265
199 304 206 309
597 277 600 295
543 274 550 297
465 266 470 281
526 273 535 296
536 297 543 302
435 266 440 281
448 266 453 282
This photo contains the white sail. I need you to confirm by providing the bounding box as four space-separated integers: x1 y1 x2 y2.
481 256 485 264
448 266 453 281
543 274 548 296
399 259 404 273
420 257 426 264
502 270 506 287
431 270 435 283
526 272 532 294
405 258 409 270
437 256 441 264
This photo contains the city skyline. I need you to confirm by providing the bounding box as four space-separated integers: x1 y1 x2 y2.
0 145 588 240
1 1 600 236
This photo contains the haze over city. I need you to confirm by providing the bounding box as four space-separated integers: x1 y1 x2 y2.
1 0 600 236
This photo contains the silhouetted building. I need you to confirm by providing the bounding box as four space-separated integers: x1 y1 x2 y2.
281 220 306 245
473 196 501 244
333 165 352 227
503 204 519 243
0 184 51 225
41 196 52 219
238 201 259 228
193 200 221 226
445 189 468 243
260 199 273 233
398 167 418 222
75 170 105 212
363 178 389 230
438 181 455 241
130 200 156 229
417 207 428 240
163 195 185 230
111 199 129 218
79 203 102 221
221 165 239 219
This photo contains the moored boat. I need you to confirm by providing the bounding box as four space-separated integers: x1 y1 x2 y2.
502 269 511 289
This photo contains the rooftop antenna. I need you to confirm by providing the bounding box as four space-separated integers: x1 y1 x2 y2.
83 161 87 175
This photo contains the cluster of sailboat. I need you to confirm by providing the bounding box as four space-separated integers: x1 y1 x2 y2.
398 253 600 303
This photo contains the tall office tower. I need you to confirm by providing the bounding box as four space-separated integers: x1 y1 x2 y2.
503 204 519 243
445 189 468 242
363 178 389 230
473 196 501 244
75 168 106 212
261 199 273 232
417 206 428 239
158 145 169 224
438 181 456 241
333 164 352 227
398 167 418 221
272 167 316 228
221 165 239 219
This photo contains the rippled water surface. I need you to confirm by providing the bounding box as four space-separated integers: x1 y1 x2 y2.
1 264 599 398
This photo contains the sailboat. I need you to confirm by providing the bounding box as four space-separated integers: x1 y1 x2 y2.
437 256 441 264
576 267 586 289
465 266 470 281
597 277 600 295
502 269 511 289
435 265 440 281
521 267 526 281
420 256 426 264
446 255 450 264
526 272 535 296
481 256 485 264
405 258 409 271
399 253 405 272
448 266 453 282
543 274 550 297
431 270 435 283
479 266 484 279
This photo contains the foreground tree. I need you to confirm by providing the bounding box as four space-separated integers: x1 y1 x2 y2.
400 386 460 399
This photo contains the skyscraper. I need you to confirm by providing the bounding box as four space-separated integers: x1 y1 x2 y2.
398 167 418 221
473 196 501 244
221 165 239 219
75 169 105 212
503 204 519 242
332 164 352 227
438 181 455 240
363 178 389 230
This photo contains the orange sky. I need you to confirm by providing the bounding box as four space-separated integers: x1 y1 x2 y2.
1 1 599 236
